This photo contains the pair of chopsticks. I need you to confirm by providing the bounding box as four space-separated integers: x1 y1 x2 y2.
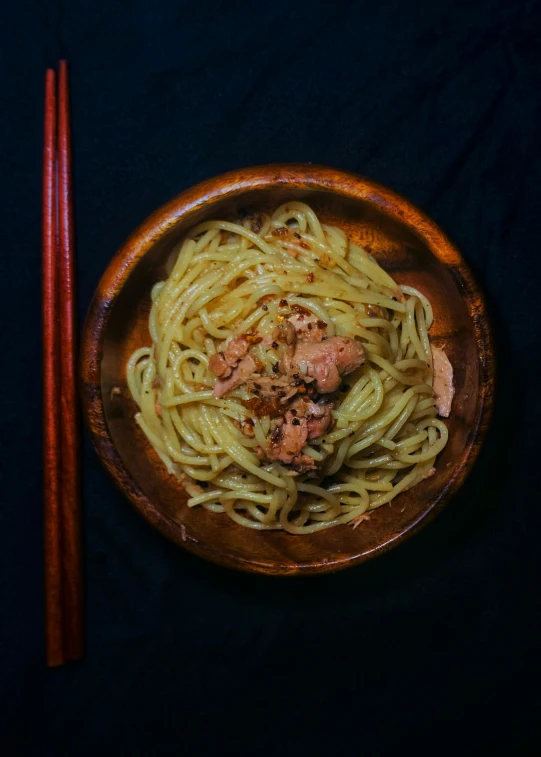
42 61 84 666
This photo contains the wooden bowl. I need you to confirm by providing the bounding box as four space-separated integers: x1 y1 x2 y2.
81 164 495 575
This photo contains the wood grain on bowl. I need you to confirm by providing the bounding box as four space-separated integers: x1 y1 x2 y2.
80 165 495 575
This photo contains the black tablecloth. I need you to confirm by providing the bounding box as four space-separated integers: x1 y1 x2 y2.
2 1 540 754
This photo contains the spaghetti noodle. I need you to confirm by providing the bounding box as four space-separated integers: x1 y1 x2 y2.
127 203 451 533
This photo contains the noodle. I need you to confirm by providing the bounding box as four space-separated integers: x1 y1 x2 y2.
126 203 450 533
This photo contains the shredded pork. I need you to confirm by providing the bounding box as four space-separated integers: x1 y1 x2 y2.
431 346 454 417
208 336 249 379
208 304 367 472
262 398 334 470
213 354 259 398
281 336 366 393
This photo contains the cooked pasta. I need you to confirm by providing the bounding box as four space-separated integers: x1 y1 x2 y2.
127 202 452 534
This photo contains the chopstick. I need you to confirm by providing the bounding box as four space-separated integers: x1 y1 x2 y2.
42 61 84 666
43 68 64 667
57 61 84 663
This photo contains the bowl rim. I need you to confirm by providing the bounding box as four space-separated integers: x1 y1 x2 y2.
80 163 496 575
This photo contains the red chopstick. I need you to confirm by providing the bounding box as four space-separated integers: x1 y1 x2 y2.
57 61 84 662
43 68 64 667
42 61 84 666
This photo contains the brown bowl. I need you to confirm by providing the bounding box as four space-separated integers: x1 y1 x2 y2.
81 164 495 575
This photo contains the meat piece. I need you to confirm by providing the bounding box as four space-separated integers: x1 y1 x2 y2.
431 346 454 417
208 352 230 378
209 335 261 397
213 354 258 398
256 443 316 473
273 320 297 346
266 415 308 464
260 397 334 470
261 320 297 351
305 401 334 439
208 336 249 379
285 453 317 473
281 336 366 393
246 373 316 409
288 312 327 342
263 416 316 472
224 336 249 363
289 396 334 440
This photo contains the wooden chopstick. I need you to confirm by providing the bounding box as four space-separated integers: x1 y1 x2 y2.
57 60 84 662
43 68 64 667
42 61 84 666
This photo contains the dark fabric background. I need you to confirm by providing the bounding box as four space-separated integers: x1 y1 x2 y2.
1 0 540 754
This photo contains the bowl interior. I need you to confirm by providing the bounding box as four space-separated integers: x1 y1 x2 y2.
88 175 489 574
